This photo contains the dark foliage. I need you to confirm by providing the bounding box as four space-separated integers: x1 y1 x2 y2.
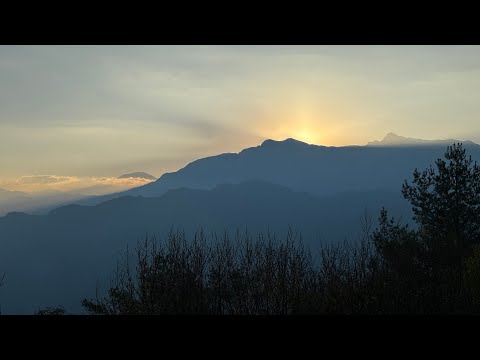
34 306 67 315
376 143 480 312
82 217 385 314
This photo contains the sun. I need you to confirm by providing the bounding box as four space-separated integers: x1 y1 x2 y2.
254 121 323 146
294 128 318 145
251 104 339 146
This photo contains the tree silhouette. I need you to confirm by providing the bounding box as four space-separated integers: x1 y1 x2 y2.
402 143 480 259
82 224 383 315
373 143 480 312
372 208 429 312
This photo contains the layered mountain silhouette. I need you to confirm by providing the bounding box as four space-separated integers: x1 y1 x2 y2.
0 181 409 314
77 134 480 206
1 133 479 313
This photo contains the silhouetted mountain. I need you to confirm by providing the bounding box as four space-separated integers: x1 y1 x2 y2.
118 172 157 180
0 181 410 314
78 135 480 206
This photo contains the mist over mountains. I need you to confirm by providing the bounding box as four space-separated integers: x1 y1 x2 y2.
0 189 88 216
0 172 157 216
1 133 479 313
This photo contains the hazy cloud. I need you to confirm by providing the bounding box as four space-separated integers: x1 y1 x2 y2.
88 177 154 187
16 175 78 185
7 175 154 194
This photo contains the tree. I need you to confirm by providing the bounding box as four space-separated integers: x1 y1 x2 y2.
374 143 480 312
402 143 480 260
372 208 429 312
82 228 322 315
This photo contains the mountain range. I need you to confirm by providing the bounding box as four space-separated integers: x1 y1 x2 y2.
78 133 480 206
1 133 479 313
0 181 409 314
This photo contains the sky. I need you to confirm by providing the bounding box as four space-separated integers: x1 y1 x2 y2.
2 45 480 192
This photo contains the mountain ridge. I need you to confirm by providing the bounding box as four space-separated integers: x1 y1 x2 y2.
367 132 476 147
85 134 480 202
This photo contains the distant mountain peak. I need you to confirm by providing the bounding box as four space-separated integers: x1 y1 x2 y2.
383 132 404 141
380 133 419 145
367 133 477 147
118 172 157 181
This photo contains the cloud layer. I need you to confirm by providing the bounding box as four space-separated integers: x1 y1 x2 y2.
16 175 78 185
5 175 154 195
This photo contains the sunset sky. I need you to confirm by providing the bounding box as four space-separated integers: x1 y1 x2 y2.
2 45 480 192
